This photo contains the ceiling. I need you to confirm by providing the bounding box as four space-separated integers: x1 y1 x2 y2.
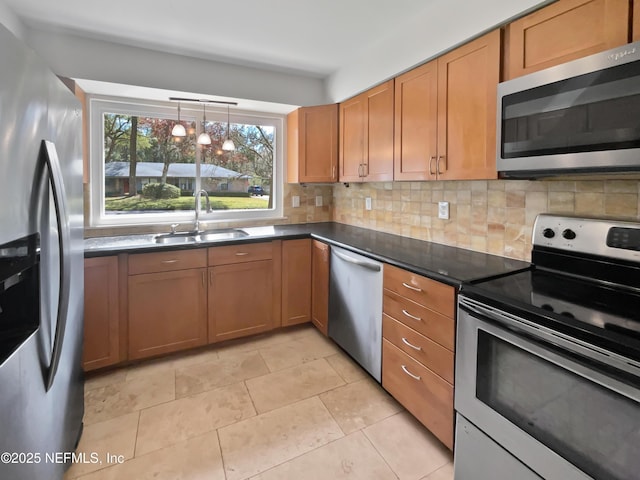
4 0 431 78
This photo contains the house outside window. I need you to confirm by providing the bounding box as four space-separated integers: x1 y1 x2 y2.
88 97 283 227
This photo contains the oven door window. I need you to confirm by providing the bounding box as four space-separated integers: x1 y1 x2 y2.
501 60 640 159
476 331 639 480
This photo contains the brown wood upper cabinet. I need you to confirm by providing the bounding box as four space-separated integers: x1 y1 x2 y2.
339 80 394 182
311 240 330 336
83 256 122 371
634 0 640 41
281 239 312 326
505 0 630 80
394 29 501 181
287 104 338 183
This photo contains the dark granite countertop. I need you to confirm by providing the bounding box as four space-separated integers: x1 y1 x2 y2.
85 222 530 286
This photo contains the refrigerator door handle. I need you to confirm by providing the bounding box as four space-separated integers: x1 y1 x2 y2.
41 140 72 392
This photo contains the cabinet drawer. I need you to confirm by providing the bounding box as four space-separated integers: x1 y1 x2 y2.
383 290 454 351
383 315 454 384
383 264 455 317
128 248 207 275
382 339 453 450
208 241 273 265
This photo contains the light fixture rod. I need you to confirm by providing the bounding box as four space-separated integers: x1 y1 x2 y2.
169 97 238 106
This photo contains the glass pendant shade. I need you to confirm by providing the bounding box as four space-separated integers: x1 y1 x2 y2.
171 123 186 137
197 131 211 145
222 138 235 151
172 102 186 137
197 104 211 145
222 104 235 151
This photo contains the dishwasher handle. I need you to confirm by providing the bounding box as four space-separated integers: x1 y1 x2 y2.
333 249 381 272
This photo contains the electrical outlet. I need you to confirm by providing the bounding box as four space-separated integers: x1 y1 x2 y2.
365 197 372 210
438 201 449 219
292 196 300 208
315 196 323 207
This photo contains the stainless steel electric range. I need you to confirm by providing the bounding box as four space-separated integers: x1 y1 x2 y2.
455 214 640 480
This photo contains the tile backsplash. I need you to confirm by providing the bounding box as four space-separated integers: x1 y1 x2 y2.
333 179 640 261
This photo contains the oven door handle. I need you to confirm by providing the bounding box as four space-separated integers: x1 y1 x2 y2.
458 296 640 378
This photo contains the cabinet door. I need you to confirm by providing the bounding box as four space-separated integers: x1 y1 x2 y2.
437 29 501 181
339 94 366 182
505 0 630 79
282 239 312 326
209 260 274 342
365 80 395 182
288 104 338 183
311 240 329 336
128 268 207 360
394 60 438 181
83 256 121 371
634 0 640 41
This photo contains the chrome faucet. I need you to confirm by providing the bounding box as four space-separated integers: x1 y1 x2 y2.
194 189 211 233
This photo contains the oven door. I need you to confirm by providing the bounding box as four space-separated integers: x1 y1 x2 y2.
456 295 640 480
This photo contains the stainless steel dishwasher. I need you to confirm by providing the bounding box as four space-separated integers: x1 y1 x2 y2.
328 245 383 382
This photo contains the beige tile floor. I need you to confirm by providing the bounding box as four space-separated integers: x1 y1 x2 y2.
65 324 453 480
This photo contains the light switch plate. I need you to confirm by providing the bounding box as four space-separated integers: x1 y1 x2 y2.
292 196 300 208
438 201 449 219
315 196 323 207
365 197 372 210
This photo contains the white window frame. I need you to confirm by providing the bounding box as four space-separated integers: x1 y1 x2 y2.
88 95 284 228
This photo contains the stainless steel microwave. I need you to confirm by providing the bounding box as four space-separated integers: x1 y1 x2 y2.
497 41 640 178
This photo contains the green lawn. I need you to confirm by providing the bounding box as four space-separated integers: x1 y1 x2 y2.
105 195 269 211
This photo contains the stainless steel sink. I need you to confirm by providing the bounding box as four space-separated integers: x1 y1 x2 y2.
153 229 249 244
198 229 249 241
154 232 198 244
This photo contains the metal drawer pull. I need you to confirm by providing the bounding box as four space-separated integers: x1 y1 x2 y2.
161 259 178 264
402 309 422 321
401 365 421 381
235 252 249 256
401 337 422 351
401 282 422 292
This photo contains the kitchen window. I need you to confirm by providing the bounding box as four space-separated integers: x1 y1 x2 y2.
88 97 283 227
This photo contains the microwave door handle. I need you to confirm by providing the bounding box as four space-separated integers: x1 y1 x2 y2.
41 141 71 392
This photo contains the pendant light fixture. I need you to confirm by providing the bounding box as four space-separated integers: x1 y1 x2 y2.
171 102 186 137
197 104 211 145
221 104 235 151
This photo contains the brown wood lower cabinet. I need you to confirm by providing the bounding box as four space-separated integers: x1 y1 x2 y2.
281 239 312 327
83 256 121 371
311 240 330 336
208 260 275 342
382 340 454 449
128 250 208 360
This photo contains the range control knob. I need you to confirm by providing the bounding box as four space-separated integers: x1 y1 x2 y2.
562 229 577 240
542 228 555 239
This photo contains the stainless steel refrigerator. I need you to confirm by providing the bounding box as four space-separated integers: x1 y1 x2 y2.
0 23 84 480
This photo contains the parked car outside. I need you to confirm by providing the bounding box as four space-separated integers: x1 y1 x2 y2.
248 185 265 196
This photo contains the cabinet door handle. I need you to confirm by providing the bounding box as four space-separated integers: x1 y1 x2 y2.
202 271 205 288
401 337 422 351
402 309 422 322
364 163 369 177
429 156 437 175
401 365 421 381
161 259 178 264
235 252 249 256
437 155 446 175
332 165 336 179
401 282 422 292
209 270 213 286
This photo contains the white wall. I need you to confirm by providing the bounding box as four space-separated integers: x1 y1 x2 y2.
0 0 25 40
23 27 327 107
325 0 552 102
